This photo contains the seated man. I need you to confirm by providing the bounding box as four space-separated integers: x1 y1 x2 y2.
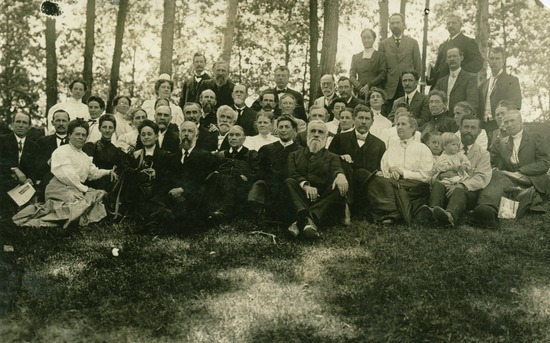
329 105 386 216
36 110 70 189
0 112 39 216
202 125 259 219
471 110 550 227
248 115 301 221
418 114 491 226
182 102 217 152
165 121 218 229
215 105 238 151
285 120 349 239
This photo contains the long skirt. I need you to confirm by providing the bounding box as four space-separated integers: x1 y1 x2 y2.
12 177 107 228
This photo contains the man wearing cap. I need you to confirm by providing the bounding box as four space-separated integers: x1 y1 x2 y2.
198 60 235 108
427 13 483 87
179 52 211 107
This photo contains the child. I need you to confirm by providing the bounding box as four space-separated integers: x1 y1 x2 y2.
424 131 443 160
433 132 470 187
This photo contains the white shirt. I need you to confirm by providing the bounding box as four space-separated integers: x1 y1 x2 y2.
15 135 26 164
280 140 295 147
380 127 422 149
326 119 339 137
51 143 110 193
116 129 139 153
218 133 228 150
369 110 392 140
510 130 523 165
381 139 433 182
355 130 368 148
404 90 417 105
484 69 503 119
243 134 278 152
158 130 167 148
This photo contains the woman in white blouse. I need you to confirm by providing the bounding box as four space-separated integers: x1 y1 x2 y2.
365 114 433 225
13 119 117 228
367 87 392 139
243 113 278 151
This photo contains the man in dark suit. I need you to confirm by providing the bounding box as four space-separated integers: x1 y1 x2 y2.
329 105 386 216
232 84 257 136
248 115 301 220
179 52 211 107
428 13 483 87
378 13 422 107
198 89 218 130
419 115 491 227
183 102 217 152
313 74 337 112
166 121 218 228
150 105 180 153
472 110 550 227
389 70 430 127
433 47 478 114
479 47 522 133
36 109 70 192
337 76 366 109
197 60 235 108
214 105 237 152
0 112 40 215
285 120 349 239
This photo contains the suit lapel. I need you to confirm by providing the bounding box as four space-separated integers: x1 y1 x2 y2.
518 131 529 155
451 70 464 93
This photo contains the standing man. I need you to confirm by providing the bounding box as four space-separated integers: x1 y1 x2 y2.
179 52 211 107
419 115 491 226
479 47 522 133
389 70 430 127
232 84 257 136
272 66 306 121
378 13 421 110
433 47 478 114
0 112 40 215
198 60 235 108
428 13 483 87
285 120 349 239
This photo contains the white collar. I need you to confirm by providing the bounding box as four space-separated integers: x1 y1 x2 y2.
230 146 243 154
182 145 195 155
511 129 523 140
406 90 417 98
144 146 156 156
280 139 294 147
450 67 461 77
450 32 461 40
355 130 368 137
14 134 26 143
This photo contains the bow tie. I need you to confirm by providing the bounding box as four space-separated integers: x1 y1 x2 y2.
88 119 97 124
356 133 367 141
276 89 287 94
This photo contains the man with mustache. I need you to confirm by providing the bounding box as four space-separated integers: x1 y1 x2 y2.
165 121 218 230
182 102 217 152
179 52 211 107
203 125 259 220
232 84 256 136
198 89 218 129
418 115 491 227
215 105 237 151
198 59 235 108
285 120 349 239
313 74 337 112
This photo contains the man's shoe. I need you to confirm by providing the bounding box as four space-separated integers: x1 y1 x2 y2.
433 206 454 227
381 218 395 225
302 217 320 239
415 205 434 222
288 221 300 237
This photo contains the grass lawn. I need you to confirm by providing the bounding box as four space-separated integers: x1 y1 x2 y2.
1 122 549 342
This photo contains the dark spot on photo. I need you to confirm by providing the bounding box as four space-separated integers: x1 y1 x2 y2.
41 1 62 17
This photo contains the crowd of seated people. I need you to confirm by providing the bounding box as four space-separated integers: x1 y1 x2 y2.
2 12 548 237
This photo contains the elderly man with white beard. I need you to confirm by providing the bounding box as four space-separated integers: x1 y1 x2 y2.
215 105 237 151
285 120 349 239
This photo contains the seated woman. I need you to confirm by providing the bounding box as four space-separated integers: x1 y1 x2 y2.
112 95 134 139
278 93 307 132
82 114 131 191
243 113 278 151
367 87 392 139
141 74 185 128
110 119 171 220
116 108 147 153
202 125 259 220
13 119 117 228
365 114 433 225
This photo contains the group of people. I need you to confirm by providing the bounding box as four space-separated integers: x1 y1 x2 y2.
1 12 548 237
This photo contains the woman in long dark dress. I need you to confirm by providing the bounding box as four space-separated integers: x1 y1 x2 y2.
350 28 387 99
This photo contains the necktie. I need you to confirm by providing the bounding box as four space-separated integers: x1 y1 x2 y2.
396 38 401 48
357 134 367 141
237 108 243 117
88 119 97 125
405 95 409 105
509 135 519 165
447 72 457 108
182 150 189 164
18 140 23 153
277 89 286 94
463 145 469 155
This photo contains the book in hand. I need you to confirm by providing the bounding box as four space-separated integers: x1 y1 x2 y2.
8 181 36 207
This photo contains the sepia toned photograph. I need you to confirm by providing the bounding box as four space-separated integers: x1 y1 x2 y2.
1 0 550 341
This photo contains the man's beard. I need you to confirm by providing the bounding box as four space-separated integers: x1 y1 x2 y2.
391 28 402 37
215 75 227 86
307 138 326 153
181 137 193 149
262 104 273 111
219 124 230 135
461 133 475 146
202 103 212 114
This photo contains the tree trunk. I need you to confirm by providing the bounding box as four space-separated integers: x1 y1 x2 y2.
160 0 176 75
45 17 58 116
379 0 389 41
319 0 339 76
308 0 319 107
107 0 129 114
420 0 430 92
221 0 238 65
400 0 406 15
476 0 489 84
82 0 95 101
